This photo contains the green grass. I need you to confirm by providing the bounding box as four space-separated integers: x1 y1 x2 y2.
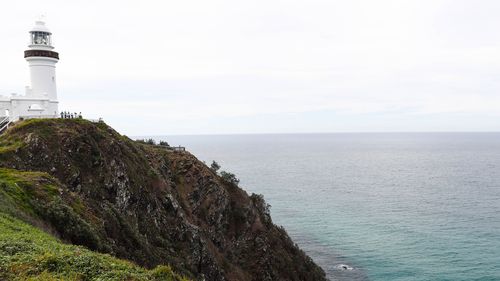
0 212 189 281
0 136 24 154
9 118 90 131
0 169 52 216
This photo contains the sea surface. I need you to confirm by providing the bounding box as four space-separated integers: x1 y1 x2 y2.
152 133 500 281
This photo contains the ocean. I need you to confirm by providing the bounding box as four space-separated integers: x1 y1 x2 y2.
153 133 500 281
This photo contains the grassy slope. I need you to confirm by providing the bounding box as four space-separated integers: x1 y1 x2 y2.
0 213 189 281
0 168 189 281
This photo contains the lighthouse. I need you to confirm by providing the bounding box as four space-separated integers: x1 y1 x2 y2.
0 19 61 131
23 20 59 114
0 20 60 123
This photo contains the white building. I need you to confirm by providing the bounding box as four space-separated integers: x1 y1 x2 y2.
0 20 59 123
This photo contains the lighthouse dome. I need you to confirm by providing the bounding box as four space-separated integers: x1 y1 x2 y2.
28 20 54 49
30 21 51 34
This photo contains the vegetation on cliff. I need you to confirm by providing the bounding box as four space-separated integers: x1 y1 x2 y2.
0 119 326 281
0 212 187 281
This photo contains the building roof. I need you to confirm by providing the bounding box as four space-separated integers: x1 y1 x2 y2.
29 21 51 34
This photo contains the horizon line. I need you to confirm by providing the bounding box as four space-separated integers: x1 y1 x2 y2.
131 130 500 138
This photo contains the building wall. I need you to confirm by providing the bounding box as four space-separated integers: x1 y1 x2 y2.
0 101 11 117
26 57 58 100
0 98 58 120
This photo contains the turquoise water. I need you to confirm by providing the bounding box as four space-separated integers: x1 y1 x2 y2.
158 133 500 281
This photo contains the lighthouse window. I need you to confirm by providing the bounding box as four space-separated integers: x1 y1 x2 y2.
32 32 51 45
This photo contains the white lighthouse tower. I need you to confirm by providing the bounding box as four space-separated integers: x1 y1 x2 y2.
23 20 59 115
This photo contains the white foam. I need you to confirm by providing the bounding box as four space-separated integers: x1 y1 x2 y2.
335 264 354 271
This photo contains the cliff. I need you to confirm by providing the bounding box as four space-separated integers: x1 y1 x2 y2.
0 119 326 281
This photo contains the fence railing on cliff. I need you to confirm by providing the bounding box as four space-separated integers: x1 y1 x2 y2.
160 143 186 152
0 116 10 134
169 146 186 152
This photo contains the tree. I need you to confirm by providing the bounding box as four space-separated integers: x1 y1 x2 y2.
210 161 221 173
220 171 240 186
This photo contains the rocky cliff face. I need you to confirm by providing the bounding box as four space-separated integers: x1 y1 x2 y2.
0 119 326 281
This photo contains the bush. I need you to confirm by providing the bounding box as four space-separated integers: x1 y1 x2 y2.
250 193 272 223
210 161 220 173
209 162 239 186
220 171 240 186
159 140 170 147
41 200 101 251
136 139 156 145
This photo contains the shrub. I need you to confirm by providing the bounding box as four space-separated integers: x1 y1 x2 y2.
41 200 101 251
210 161 220 173
250 193 272 224
136 138 156 145
159 140 170 147
220 171 240 186
151 265 175 280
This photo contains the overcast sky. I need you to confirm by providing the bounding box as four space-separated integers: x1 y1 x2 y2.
0 0 499 135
